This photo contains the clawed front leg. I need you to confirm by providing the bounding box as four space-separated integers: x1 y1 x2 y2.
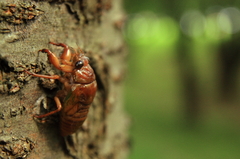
39 49 62 71
49 42 72 63
39 42 74 73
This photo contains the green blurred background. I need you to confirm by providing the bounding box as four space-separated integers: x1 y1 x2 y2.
123 0 240 159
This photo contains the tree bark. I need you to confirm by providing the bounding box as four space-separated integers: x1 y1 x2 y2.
0 0 129 159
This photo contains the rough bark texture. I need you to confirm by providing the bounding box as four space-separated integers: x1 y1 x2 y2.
0 0 129 159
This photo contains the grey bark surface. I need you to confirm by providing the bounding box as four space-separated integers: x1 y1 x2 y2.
0 0 129 159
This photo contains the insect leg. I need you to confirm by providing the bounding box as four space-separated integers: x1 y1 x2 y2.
49 42 72 63
24 70 60 79
39 49 63 71
34 96 62 118
39 49 74 73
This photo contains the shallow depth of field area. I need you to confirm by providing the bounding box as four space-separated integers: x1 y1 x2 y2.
123 1 240 158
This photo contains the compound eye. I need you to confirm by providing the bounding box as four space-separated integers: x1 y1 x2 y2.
75 60 84 69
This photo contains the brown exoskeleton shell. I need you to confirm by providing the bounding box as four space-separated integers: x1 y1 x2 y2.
25 42 97 136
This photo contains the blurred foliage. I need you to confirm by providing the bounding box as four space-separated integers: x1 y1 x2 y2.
123 0 240 159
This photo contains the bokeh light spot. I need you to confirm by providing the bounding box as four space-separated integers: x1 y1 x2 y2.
180 10 206 38
124 12 179 49
217 7 240 34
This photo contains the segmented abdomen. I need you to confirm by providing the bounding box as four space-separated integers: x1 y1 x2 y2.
60 81 97 136
60 104 90 136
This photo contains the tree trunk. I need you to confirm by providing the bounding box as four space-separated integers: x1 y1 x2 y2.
0 0 129 159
